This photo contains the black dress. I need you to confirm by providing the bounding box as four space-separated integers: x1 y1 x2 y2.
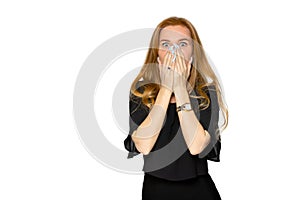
124 83 222 200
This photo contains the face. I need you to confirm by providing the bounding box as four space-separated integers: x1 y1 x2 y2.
158 25 193 66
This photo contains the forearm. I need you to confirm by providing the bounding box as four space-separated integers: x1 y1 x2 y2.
132 87 172 154
175 88 211 155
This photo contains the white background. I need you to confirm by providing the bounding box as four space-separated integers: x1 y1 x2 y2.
1 0 300 199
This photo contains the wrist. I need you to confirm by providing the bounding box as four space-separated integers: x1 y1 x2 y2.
174 89 190 105
174 86 188 96
159 86 173 95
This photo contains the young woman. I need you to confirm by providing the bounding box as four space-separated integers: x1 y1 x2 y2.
124 16 229 200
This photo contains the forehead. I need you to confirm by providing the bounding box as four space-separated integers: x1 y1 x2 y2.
159 25 191 41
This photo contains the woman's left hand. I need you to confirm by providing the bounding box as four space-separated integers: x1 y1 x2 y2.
173 48 193 93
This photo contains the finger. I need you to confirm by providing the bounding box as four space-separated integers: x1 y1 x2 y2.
163 51 171 66
173 49 179 72
165 51 174 70
175 48 184 73
184 55 191 73
171 50 176 63
179 49 190 78
188 57 192 75
177 48 186 70
173 48 179 73
183 56 191 79
170 44 176 63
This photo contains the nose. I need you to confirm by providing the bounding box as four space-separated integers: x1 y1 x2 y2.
169 43 179 62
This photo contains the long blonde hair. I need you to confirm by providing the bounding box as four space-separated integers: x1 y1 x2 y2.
129 16 228 133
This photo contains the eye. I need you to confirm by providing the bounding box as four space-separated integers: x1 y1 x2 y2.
161 42 170 48
179 42 187 47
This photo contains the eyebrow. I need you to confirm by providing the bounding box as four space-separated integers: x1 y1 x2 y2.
160 38 190 42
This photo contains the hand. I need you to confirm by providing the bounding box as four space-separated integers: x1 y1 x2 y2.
173 48 193 93
157 51 174 92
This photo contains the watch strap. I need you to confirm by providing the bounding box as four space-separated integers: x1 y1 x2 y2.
176 103 192 112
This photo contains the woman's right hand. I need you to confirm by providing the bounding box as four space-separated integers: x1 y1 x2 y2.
157 51 174 92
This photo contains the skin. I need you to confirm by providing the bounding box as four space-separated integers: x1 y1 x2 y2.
132 25 210 156
158 25 193 103
158 25 210 155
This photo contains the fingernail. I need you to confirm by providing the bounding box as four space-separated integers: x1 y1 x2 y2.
171 55 176 62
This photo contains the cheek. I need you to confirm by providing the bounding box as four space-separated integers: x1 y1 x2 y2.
158 49 168 62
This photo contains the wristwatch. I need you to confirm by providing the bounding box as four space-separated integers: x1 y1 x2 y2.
176 103 192 112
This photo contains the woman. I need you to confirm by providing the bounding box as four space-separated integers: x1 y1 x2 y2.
124 17 229 200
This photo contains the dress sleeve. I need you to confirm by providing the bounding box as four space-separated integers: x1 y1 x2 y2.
196 85 221 162
123 94 149 158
